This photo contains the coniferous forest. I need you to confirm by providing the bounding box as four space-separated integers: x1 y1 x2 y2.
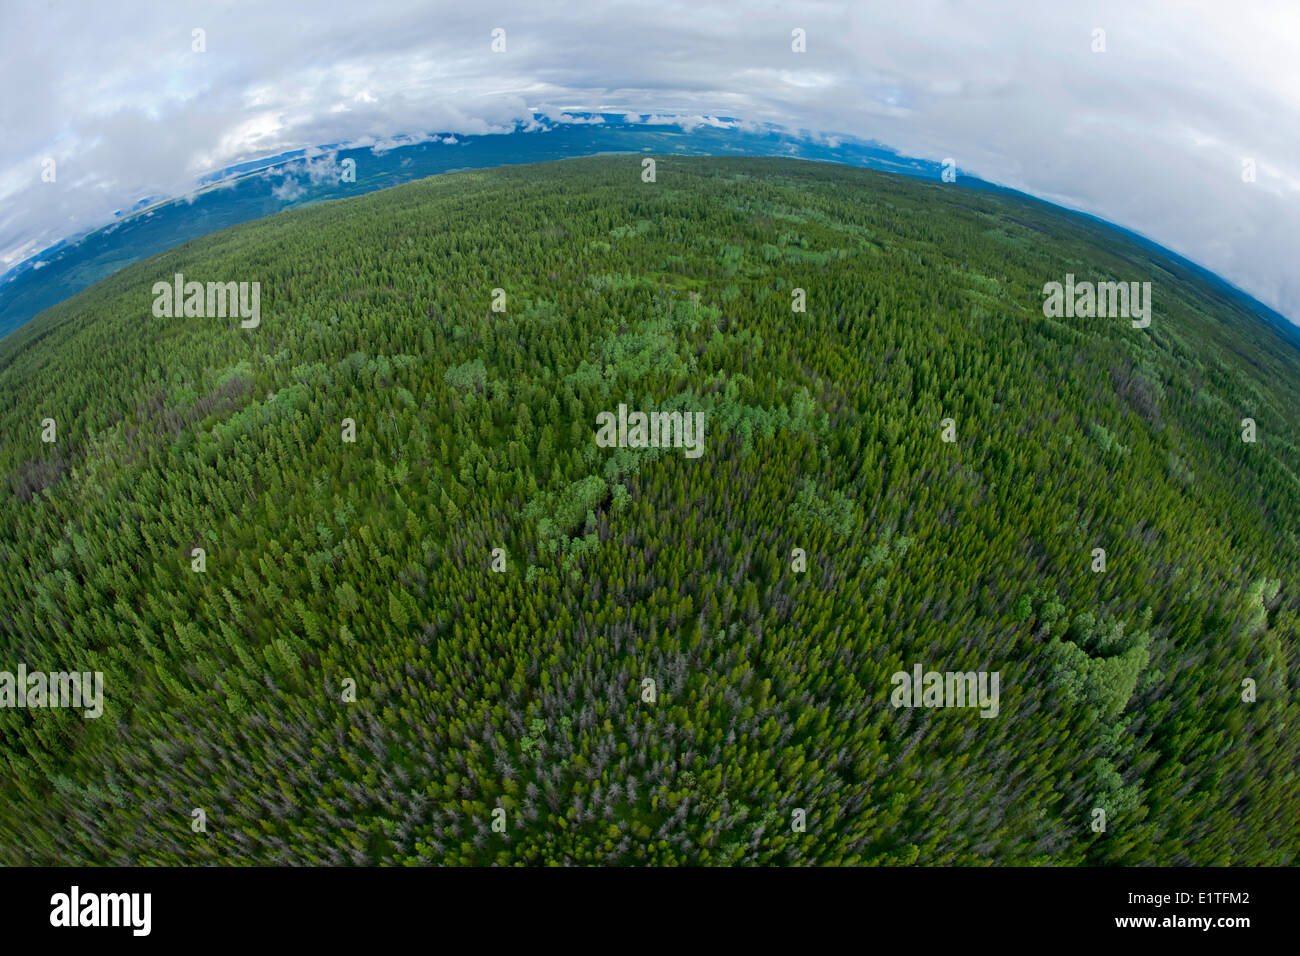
1 155 1297 865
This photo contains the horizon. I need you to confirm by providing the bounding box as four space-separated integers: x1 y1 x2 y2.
5 1 1298 330
4 114 1295 342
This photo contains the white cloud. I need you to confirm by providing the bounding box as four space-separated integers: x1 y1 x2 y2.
271 179 306 201
1 0 1297 320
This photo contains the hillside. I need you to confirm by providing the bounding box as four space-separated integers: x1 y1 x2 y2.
1 155 1297 865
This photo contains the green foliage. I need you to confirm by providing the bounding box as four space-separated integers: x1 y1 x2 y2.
444 358 487 393
0 156 1297 866
791 479 855 537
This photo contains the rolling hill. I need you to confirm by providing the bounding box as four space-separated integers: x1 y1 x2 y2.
1 156 1296 865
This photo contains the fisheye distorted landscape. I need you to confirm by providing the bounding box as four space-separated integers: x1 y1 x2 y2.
1 1 1298 878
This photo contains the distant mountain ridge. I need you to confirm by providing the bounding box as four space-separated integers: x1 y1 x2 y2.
6 113 1291 344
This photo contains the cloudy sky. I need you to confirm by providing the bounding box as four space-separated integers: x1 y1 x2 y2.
3 0 1298 320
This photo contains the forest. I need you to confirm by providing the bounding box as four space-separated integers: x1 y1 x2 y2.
0 155 1296 865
